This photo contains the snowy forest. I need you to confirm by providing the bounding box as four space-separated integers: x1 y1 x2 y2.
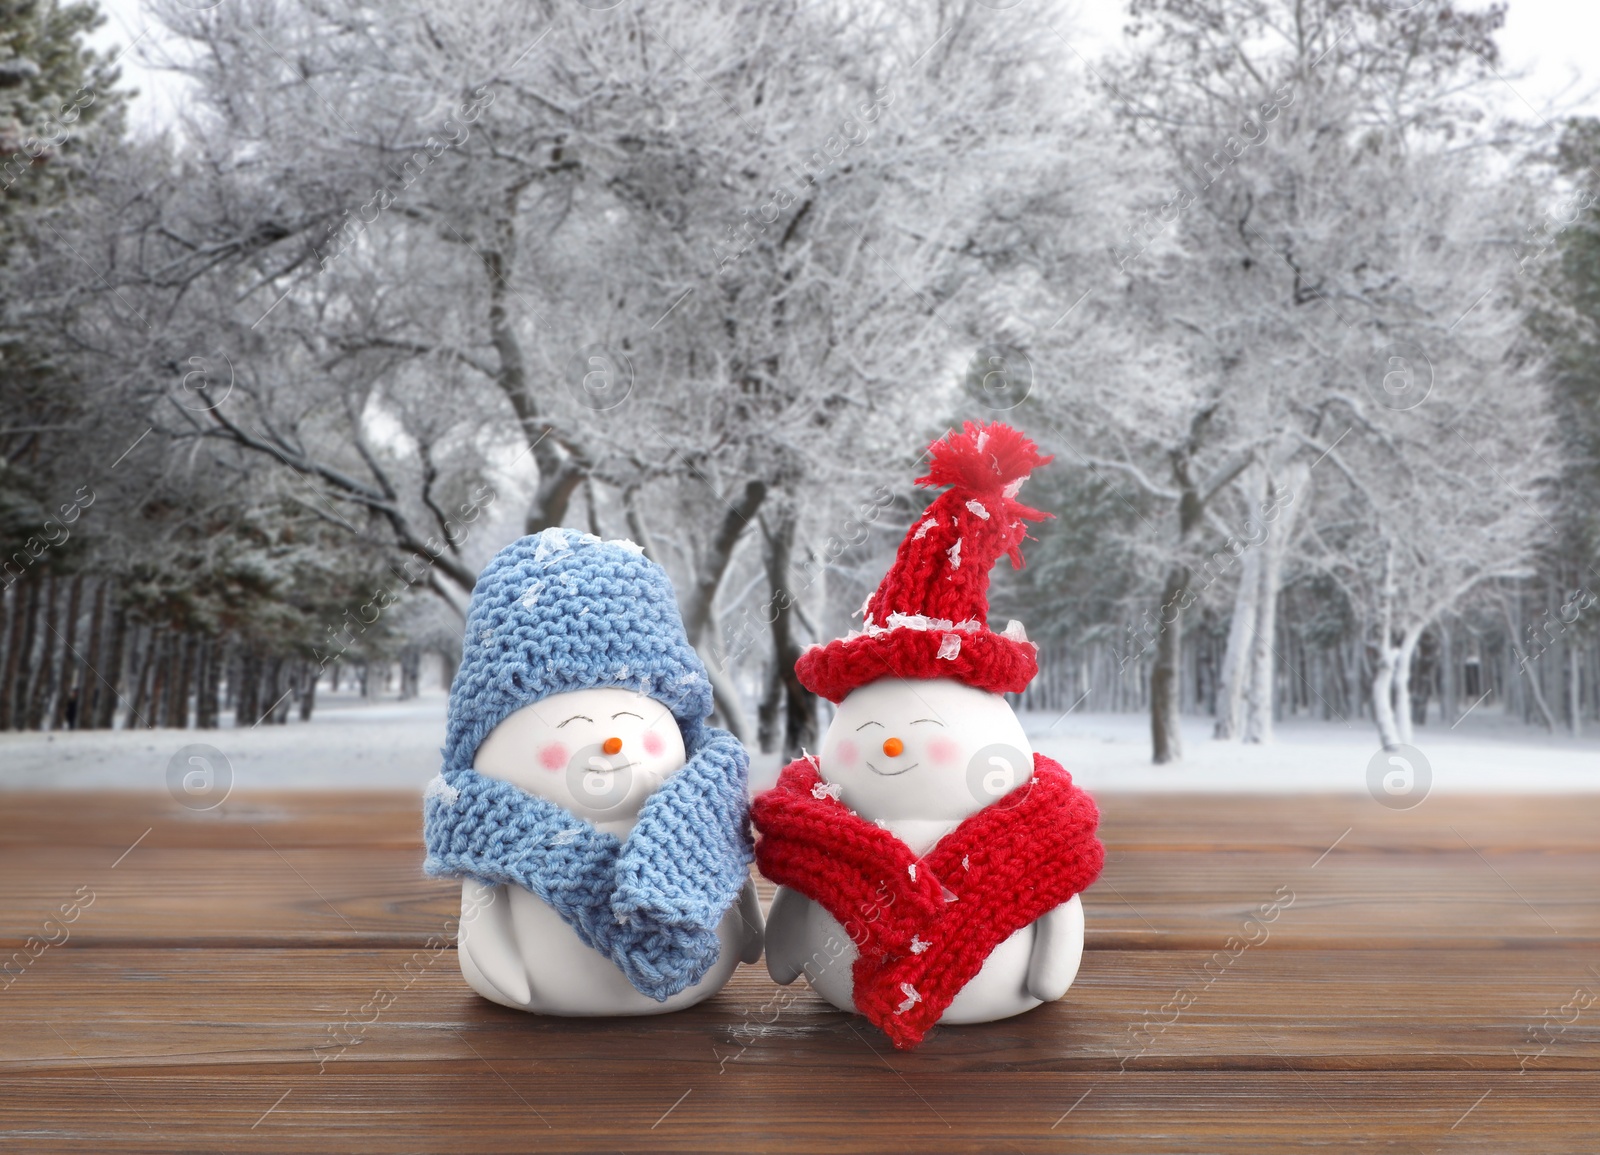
2 0 1597 765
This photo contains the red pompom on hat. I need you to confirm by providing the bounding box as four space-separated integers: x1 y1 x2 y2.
796 421 1053 703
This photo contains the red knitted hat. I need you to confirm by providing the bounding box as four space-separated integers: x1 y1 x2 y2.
796 421 1053 703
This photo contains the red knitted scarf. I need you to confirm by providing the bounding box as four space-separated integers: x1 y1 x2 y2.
751 754 1104 1049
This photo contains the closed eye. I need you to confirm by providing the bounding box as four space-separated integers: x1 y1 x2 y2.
855 720 884 731
611 710 644 721
909 718 944 726
557 715 593 727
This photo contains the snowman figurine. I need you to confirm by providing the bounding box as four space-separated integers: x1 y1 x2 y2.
753 422 1104 1049
424 529 762 1015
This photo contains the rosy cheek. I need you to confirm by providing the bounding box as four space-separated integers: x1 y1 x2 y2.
642 730 665 757
928 736 960 765
538 743 568 771
835 739 858 767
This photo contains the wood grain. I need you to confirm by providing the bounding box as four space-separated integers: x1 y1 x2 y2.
3 790 1597 1153
4 948 1598 1072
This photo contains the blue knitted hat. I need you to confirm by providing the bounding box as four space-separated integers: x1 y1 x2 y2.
425 527 752 1001
442 527 715 774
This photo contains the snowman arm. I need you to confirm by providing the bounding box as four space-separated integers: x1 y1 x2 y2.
735 875 765 964
763 886 812 986
1025 894 1085 1003
457 880 532 1007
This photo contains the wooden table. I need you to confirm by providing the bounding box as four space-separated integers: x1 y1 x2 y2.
3 790 1598 1152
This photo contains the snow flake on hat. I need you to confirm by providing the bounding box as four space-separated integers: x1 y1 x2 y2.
811 780 843 802
519 580 543 609
608 537 646 555
907 862 918 882
947 538 962 569
909 935 930 954
895 982 922 1014
1003 476 1027 499
936 633 961 660
531 527 575 567
886 612 951 632
478 628 494 643
553 827 581 846
912 517 938 541
1001 619 1030 644
423 775 459 807
965 499 991 520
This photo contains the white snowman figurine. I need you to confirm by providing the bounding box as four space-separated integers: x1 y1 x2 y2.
424 529 762 1016
754 422 1105 1049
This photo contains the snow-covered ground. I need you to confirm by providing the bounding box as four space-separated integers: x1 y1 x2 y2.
1 689 1595 794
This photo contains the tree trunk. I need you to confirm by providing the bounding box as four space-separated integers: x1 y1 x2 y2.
477 202 592 540
1372 643 1403 749
757 659 782 755
98 603 128 729
1438 618 1457 727
1394 628 1421 746
399 646 421 700
0 580 26 730
1570 644 1582 738
760 499 819 762
1242 554 1279 745
1213 543 1260 739
680 478 766 743
234 649 260 727
582 477 603 537
26 568 61 729
51 574 85 730
622 484 658 562
12 574 42 730
1150 563 1188 763
1242 463 1304 743
176 634 197 729
148 633 167 728
1502 602 1556 733
300 660 318 721
1512 641 1557 732
436 645 459 693
76 578 106 729
262 656 287 722
196 637 219 729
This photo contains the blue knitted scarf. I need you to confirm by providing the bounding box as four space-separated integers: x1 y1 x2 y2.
423 721 753 1001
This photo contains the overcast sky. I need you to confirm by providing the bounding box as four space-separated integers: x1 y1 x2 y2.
90 0 1600 135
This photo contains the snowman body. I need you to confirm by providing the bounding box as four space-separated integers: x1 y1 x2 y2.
456 686 761 1015
764 677 1085 1023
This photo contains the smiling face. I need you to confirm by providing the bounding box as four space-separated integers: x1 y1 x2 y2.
819 677 1033 823
473 686 687 828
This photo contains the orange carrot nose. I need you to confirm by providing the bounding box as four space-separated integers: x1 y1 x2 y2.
882 737 904 757
601 736 623 755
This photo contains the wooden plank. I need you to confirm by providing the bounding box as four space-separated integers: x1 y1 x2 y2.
5 840 1596 949
4 948 1597 1074
0 792 425 850
6 791 1600 851
0 1069 1594 1153
0 846 457 948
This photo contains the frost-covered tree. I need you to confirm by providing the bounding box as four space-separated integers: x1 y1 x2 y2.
1026 0 1542 758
